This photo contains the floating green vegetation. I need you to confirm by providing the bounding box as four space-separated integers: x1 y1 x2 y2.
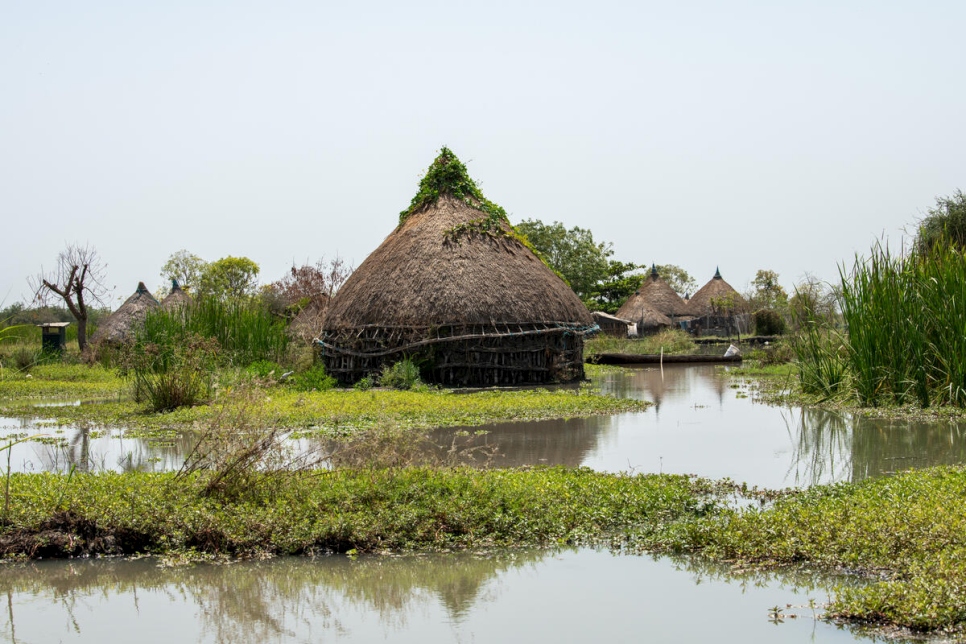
0 363 648 433
654 465 966 634
0 468 714 558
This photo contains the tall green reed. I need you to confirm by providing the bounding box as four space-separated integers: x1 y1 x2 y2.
140 297 289 367
833 242 966 407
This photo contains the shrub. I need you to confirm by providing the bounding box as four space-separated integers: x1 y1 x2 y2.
379 358 422 390
123 334 219 412
289 364 336 392
752 309 786 336
353 375 374 391
245 360 284 381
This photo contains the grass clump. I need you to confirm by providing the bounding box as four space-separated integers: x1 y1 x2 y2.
586 329 695 356
288 364 336 392
378 358 423 390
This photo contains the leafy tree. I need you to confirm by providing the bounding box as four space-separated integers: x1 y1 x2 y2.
789 274 839 330
653 264 697 298
263 257 353 317
198 256 260 301
29 243 109 352
161 250 207 291
587 260 645 314
515 219 612 301
914 190 966 256
747 269 789 311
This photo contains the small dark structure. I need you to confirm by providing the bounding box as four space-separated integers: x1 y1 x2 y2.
591 311 633 337
686 268 750 337
319 148 597 386
38 322 70 354
91 282 160 346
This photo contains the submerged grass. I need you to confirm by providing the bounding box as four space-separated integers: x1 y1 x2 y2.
0 363 648 433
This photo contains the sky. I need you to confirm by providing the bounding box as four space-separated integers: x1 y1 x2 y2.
4 1 966 309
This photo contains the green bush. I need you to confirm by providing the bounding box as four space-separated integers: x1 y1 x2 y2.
289 364 336 392
123 334 219 412
379 358 422 390
245 360 284 381
752 309 786 336
353 375 374 391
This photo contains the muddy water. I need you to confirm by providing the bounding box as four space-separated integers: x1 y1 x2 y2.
0 549 868 643
433 365 966 488
5 365 966 488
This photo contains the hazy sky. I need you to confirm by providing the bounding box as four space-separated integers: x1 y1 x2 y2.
4 1 965 308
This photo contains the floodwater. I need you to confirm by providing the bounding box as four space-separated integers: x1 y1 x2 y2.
2 366 954 642
0 549 869 644
5 365 966 489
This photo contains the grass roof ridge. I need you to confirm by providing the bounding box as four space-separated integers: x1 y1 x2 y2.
399 147 508 226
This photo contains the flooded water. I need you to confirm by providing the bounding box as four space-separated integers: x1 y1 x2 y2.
0 548 869 644
5 365 966 489
434 365 966 488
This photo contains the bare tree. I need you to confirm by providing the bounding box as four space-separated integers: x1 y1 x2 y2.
30 243 109 352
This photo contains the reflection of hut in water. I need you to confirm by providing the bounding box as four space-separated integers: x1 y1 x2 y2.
320 148 596 386
686 268 750 337
161 279 190 310
616 265 687 334
591 311 633 337
91 282 160 346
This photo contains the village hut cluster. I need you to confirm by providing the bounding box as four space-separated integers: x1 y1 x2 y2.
81 148 752 387
609 265 750 339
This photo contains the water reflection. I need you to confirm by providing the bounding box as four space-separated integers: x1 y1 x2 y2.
0 550 868 644
5 365 966 488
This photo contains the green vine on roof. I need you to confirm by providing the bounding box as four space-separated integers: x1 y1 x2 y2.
399 147 509 226
400 146 553 269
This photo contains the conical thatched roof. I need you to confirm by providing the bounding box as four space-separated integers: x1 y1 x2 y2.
92 282 160 345
161 279 190 310
688 268 746 317
616 265 691 320
323 151 592 332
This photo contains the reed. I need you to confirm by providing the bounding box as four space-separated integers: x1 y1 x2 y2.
141 296 289 367
806 242 966 407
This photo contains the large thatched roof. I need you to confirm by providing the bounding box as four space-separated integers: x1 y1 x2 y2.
688 268 746 316
323 152 592 332
616 265 691 320
91 282 160 345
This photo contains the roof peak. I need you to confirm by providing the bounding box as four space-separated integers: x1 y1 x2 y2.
399 147 507 226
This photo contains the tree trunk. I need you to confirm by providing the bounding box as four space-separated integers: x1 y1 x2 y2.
76 316 88 352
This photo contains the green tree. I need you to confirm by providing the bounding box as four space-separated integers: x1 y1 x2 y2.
587 260 644 314
514 219 612 301
914 190 966 256
161 250 207 291
748 269 789 311
198 256 261 301
653 264 697 297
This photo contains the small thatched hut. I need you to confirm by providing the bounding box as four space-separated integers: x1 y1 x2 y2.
615 265 688 334
161 279 190 310
319 148 597 386
91 282 160 346
687 268 750 336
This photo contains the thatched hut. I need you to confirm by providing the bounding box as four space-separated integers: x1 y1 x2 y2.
615 265 687 333
161 279 190 310
319 148 597 386
687 268 750 336
91 282 160 346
